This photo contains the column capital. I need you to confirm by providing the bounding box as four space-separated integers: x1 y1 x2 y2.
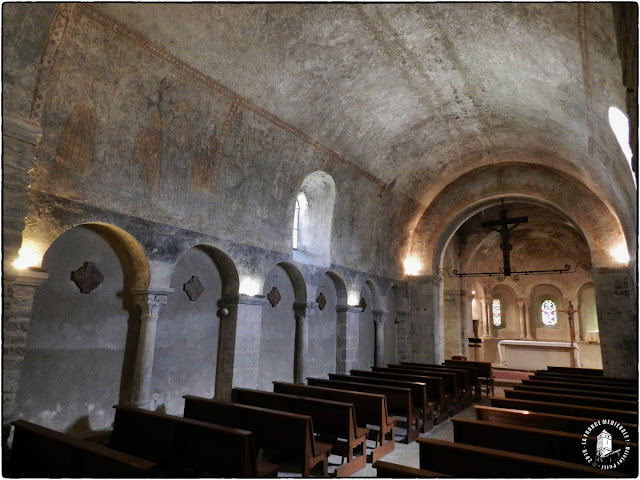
336 304 363 314
13 267 49 287
293 301 316 319
132 288 174 317
372 309 388 326
219 294 267 307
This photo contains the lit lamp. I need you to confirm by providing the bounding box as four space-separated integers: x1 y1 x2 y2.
239 277 262 297
13 244 43 270
609 244 630 266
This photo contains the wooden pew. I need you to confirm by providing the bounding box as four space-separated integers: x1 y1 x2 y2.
513 383 638 401
397 362 473 406
273 381 395 462
8 419 157 478
533 371 638 386
231 387 366 477
329 373 431 433
491 397 638 425
503 388 638 411
451 417 638 476
350 368 448 423
444 358 494 397
372 460 449 477
524 377 638 396
418 438 622 477
475 405 638 442
306 377 420 443
547 366 604 375
379 365 462 413
111 404 278 477
183 395 331 477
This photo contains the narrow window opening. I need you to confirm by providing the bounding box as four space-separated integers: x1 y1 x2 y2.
492 299 502 327
293 198 300 250
608 106 636 185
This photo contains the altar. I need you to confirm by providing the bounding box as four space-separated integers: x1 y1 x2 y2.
497 340 581 370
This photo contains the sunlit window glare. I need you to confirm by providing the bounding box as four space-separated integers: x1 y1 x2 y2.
13 245 42 270
610 244 630 265
239 277 261 296
608 106 635 184
403 257 422 276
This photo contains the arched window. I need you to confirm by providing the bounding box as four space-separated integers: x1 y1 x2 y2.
492 299 502 327
541 299 558 326
292 197 301 250
292 172 335 267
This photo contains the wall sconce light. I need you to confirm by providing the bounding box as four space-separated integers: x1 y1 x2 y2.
239 277 261 296
13 244 43 270
403 257 421 277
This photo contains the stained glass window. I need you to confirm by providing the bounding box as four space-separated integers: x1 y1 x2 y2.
541 299 557 326
492 299 502 327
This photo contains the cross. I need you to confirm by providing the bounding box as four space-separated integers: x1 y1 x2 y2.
559 301 580 367
481 201 528 276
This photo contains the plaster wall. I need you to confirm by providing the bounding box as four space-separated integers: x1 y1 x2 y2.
151 246 221 415
16 226 134 433
384 287 402 366
310 274 338 378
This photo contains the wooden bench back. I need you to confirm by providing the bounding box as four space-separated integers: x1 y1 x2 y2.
514 383 637 401
372 460 449 477
397 363 469 388
351 369 444 405
9 419 157 478
547 366 604 376
474 405 638 442
452 417 638 476
383 365 458 397
418 438 621 477
112 404 259 477
533 371 638 386
273 381 392 429
338 372 428 410
504 388 638 411
183 395 321 459
232 387 356 440
524 378 638 395
490 397 638 425
444 359 493 379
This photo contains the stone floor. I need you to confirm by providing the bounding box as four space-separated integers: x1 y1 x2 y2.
346 385 508 477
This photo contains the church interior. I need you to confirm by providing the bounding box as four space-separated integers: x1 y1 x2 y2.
2 3 638 477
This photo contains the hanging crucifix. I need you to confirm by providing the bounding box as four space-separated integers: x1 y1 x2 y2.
481 201 528 276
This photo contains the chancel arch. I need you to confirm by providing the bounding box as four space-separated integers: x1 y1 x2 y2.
151 245 224 415
16 223 148 433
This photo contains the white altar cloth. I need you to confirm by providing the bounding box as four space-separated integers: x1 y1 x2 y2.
498 340 581 370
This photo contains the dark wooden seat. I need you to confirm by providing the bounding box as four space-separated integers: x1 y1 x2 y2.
474 405 638 442
451 417 638 476
231 387 367 477
513 383 638 401
547 366 605 375
444 359 494 397
490 397 638 425
183 395 331 477
273 381 395 462
8 419 158 478
386 364 464 412
372 460 450 478
503 388 638 411
111 404 278 477
350 368 447 423
306 377 420 443
418 438 622 477
524 377 638 395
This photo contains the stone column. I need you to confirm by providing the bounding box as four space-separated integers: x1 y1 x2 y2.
517 299 526 339
483 298 494 338
2 267 49 425
524 299 533 339
215 295 266 400
293 301 316 383
372 310 387 367
479 297 490 338
336 305 362 374
130 288 173 408
395 311 412 362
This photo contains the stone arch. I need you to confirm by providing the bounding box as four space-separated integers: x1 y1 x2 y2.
151 244 233 414
17 223 148 434
529 284 566 341
321 270 349 307
292 171 336 267
257 262 305 390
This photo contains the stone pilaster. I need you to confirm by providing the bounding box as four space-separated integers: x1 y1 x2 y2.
293 301 316 383
395 311 412 362
517 299 525 339
2 267 49 423
336 305 362 374
592 267 637 378
215 295 266 400
130 288 173 408
372 310 387 367
524 299 533 339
